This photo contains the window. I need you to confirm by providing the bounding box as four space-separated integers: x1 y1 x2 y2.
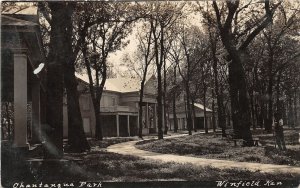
112 97 116 106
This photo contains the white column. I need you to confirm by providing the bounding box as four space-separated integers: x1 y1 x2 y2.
116 114 119 137
13 50 28 148
31 77 41 143
127 115 130 136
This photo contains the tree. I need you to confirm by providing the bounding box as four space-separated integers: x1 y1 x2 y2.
149 2 184 139
43 2 66 158
122 21 155 138
39 2 90 153
81 2 134 140
211 0 281 145
201 6 228 136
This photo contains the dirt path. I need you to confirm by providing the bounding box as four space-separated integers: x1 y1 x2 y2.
107 136 300 176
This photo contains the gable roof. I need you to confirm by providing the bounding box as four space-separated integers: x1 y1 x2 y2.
76 73 157 94
194 103 212 112
104 78 140 93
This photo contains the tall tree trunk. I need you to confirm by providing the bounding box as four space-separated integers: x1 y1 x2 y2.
64 65 90 152
64 4 90 152
95 69 106 140
45 2 65 159
212 91 216 133
294 92 298 127
212 43 226 136
152 20 163 139
185 85 192 135
275 73 282 118
219 87 227 137
163 55 168 134
266 48 274 132
138 80 146 138
93 101 102 139
82 46 104 141
192 99 197 132
173 66 178 133
157 66 163 139
254 98 258 129
228 51 253 145
203 86 208 134
249 91 256 130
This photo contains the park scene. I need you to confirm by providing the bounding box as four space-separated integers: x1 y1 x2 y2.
1 1 300 187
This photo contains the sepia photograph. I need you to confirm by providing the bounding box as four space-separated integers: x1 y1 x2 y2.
1 1 300 187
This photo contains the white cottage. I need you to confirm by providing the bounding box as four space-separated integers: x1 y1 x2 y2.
63 76 157 137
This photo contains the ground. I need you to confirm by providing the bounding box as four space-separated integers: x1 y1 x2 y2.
2 129 300 187
136 128 300 166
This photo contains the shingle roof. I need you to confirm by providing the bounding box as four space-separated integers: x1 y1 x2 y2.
104 78 141 93
76 73 141 93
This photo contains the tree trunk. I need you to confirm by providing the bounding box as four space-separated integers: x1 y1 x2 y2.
203 86 208 134
163 55 168 134
172 66 178 133
212 93 216 133
95 74 106 140
64 65 90 152
45 2 65 158
185 85 192 135
63 4 90 152
192 99 197 132
152 20 163 139
265 49 274 132
294 92 298 127
219 88 227 137
138 81 146 138
228 51 253 145
93 100 103 140
173 95 178 132
249 91 256 130
212 45 226 136
157 66 163 139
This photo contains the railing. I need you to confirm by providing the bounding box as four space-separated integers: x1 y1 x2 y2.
100 105 137 113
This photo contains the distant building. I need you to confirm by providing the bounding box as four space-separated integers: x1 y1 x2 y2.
63 76 158 137
169 102 213 131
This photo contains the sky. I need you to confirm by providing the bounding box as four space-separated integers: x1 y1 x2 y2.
4 2 202 80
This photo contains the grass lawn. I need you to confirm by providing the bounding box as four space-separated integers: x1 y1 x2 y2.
2 135 298 187
136 128 300 167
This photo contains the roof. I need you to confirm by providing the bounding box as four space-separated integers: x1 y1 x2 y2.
1 15 37 26
76 73 142 93
194 103 212 112
104 78 141 93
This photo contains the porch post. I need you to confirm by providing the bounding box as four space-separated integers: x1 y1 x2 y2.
13 49 28 148
127 115 130 136
116 114 119 137
31 77 41 143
